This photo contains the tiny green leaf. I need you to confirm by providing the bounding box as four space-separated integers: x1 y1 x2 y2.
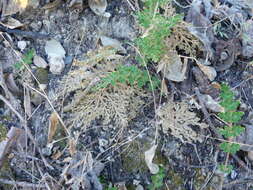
148 167 165 190
14 48 35 70
219 125 245 138
219 164 233 174
94 65 160 90
220 142 240 154
218 111 244 123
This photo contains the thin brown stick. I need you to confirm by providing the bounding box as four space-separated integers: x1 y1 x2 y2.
0 178 46 188
0 24 51 39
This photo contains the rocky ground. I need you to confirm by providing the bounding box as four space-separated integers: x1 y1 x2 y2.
1 0 253 189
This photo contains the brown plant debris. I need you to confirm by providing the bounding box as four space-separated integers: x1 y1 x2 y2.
166 21 202 57
60 46 120 94
64 84 149 128
157 101 207 143
60 46 150 128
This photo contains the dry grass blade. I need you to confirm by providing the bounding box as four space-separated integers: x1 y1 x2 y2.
23 85 32 117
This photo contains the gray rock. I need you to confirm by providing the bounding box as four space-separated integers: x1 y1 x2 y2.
33 55 48 68
45 39 66 74
17 41 27 51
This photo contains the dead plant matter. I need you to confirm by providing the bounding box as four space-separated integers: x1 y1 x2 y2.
166 21 203 57
64 84 149 128
61 46 151 128
157 100 207 143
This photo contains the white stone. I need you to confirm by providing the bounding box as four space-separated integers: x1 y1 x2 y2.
45 39 66 74
17 41 27 51
33 55 48 68
45 39 66 58
49 57 65 74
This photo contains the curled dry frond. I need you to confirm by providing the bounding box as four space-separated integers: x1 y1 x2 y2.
157 101 207 143
64 84 149 128
166 21 203 57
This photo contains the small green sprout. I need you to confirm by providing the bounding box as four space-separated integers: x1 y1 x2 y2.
213 23 228 39
136 0 182 63
14 48 35 70
94 65 160 91
148 167 165 190
219 164 233 174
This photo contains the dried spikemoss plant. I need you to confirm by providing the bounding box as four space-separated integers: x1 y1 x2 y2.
60 47 150 128
151 4 202 77
157 101 207 143
64 84 149 128
160 3 202 57
61 47 119 94
166 21 202 57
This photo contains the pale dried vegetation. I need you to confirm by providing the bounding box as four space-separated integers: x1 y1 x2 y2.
156 7 203 82
162 3 202 57
157 101 207 143
166 21 203 57
60 47 150 129
65 84 149 128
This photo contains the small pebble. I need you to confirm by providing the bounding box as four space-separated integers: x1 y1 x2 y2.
33 55 48 68
136 185 144 190
230 170 237 179
17 41 27 51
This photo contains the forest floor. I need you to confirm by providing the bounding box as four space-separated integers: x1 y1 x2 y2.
1 0 253 189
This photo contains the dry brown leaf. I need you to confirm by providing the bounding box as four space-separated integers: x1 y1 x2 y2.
158 52 187 82
47 111 59 144
69 138 77 156
161 79 168 95
197 62 217 81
